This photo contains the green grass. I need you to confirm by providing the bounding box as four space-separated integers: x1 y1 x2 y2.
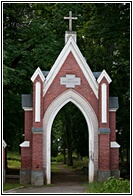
3 151 21 191
51 162 59 172
7 151 20 159
7 159 20 169
86 180 103 193
7 151 21 169
3 183 22 192
72 158 88 170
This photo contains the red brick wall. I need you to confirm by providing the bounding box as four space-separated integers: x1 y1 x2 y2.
43 52 98 118
24 111 33 141
99 134 110 170
110 148 119 170
21 147 32 169
109 112 116 141
21 111 32 170
32 134 43 170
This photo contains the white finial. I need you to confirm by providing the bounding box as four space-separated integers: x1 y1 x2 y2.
64 11 77 31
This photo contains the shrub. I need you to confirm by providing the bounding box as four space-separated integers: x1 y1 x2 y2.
100 176 130 193
88 177 130 193
87 181 103 193
73 158 88 169
55 154 64 162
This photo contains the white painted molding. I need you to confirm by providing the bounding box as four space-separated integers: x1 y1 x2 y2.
43 89 98 184
3 140 7 148
65 32 77 43
110 141 120 148
109 108 118 112
23 107 33 111
31 67 45 82
35 82 41 122
20 141 30 147
97 70 112 84
102 83 107 123
43 36 98 98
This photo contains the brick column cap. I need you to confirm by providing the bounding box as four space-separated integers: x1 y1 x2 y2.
110 141 120 148
3 140 7 148
20 141 30 147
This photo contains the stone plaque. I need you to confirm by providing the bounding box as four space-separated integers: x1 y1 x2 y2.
60 74 81 88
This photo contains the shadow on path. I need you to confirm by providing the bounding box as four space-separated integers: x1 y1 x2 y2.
51 162 88 186
4 163 88 193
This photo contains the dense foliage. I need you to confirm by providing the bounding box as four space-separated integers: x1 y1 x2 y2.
88 177 130 193
3 3 130 172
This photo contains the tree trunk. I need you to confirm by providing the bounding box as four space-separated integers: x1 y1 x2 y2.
63 146 66 164
66 124 73 166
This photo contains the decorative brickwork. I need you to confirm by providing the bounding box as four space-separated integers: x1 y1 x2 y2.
20 32 120 185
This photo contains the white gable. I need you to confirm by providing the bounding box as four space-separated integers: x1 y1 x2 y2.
31 67 45 82
97 70 112 84
43 36 98 98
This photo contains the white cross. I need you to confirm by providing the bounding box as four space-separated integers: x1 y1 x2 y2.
64 11 77 31
60 74 81 88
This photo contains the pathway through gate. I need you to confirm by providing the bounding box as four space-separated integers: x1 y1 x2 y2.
4 164 88 193
51 162 88 185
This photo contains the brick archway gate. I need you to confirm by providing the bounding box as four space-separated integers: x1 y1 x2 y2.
20 30 120 186
43 89 98 184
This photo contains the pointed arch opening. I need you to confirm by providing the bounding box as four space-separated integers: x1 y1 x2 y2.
43 90 98 184
51 102 88 184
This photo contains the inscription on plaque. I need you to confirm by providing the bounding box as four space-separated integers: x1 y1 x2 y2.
60 74 81 88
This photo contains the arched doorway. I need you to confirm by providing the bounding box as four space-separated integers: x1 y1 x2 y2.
43 89 98 184
51 102 88 184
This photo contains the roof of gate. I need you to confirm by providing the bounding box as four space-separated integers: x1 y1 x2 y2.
109 97 119 109
42 71 102 79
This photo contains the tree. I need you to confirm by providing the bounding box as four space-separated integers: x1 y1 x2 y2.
3 3 84 150
3 3 130 174
79 3 130 172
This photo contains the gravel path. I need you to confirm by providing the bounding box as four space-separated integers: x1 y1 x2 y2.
4 163 88 193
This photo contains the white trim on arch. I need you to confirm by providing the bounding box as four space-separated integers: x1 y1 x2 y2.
43 89 98 184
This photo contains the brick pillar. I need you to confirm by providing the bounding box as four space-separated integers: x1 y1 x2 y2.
98 129 111 181
110 146 120 178
31 130 44 186
20 110 32 184
109 111 116 141
31 73 44 186
97 72 112 182
110 111 120 178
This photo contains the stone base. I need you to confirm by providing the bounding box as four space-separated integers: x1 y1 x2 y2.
98 170 111 182
111 170 120 178
20 170 31 184
31 170 44 186
3 169 6 183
